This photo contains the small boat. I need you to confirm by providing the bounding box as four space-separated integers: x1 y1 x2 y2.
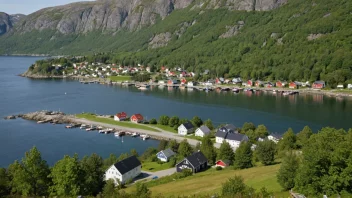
97 126 103 130
99 129 106 133
114 132 120 137
131 132 139 137
244 88 253 92
232 88 239 93
86 126 96 131
65 125 73 129
141 134 150 140
119 131 126 136
37 121 45 124
283 92 290 96
80 124 87 129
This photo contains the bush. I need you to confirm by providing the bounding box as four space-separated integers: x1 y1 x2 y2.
149 118 157 124
216 166 223 171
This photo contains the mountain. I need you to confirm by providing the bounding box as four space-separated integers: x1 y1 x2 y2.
0 12 25 35
13 0 286 35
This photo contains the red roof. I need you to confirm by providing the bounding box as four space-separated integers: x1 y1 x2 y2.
116 112 127 119
131 114 144 121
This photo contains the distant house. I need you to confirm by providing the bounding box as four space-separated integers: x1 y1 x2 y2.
105 156 141 185
255 80 264 87
268 134 282 144
232 77 242 84
215 160 230 168
158 80 165 85
215 78 222 84
181 78 187 85
247 80 254 87
178 122 195 135
312 81 325 89
167 79 178 86
187 81 197 87
195 125 211 137
114 112 127 121
224 133 249 149
176 151 208 173
156 148 176 162
348 84 352 89
215 124 247 149
337 84 344 89
131 114 144 123
276 81 287 88
289 82 299 89
265 82 274 88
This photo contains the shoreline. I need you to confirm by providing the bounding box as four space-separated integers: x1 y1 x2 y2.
5 111 202 147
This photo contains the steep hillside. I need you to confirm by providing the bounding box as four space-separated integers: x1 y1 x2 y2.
0 12 25 35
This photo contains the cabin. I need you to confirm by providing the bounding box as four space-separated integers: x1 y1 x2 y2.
181 78 187 85
131 114 144 123
158 80 165 85
195 125 211 137
176 151 208 173
114 112 127 121
187 81 196 87
348 84 352 89
312 81 325 89
289 82 299 89
215 160 230 168
232 77 242 84
224 133 249 149
215 78 222 84
167 79 179 86
255 80 264 87
105 156 141 185
337 84 344 89
268 134 282 144
156 148 176 162
265 82 274 88
178 122 195 135
247 80 254 87
215 124 247 149
276 81 287 88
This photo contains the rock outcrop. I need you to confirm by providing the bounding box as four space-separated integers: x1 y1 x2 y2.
8 0 287 35
0 12 25 35
149 32 172 49
219 21 245 38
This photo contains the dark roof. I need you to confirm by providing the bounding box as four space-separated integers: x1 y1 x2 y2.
161 148 175 158
113 156 141 174
198 125 211 134
226 133 247 141
182 122 194 130
186 151 208 167
314 81 325 84
215 130 227 138
224 124 237 132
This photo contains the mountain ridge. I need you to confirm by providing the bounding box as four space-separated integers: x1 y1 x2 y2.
0 12 25 35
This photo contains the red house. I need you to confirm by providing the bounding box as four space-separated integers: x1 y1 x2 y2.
247 80 254 87
215 160 230 168
215 78 222 84
114 112 127 121
276 81 287 88
255 80 264 87
131 114 144 123
312 81 325 89
289 82 298 89
181 78 187 85
265 82 274 88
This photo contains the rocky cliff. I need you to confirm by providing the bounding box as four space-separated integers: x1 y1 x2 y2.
0 12 25 35
12 0 287 35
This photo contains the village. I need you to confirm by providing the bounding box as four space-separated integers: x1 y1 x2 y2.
52 61 352 92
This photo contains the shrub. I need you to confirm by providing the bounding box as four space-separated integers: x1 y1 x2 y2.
149 118 157 124
216 166 223 171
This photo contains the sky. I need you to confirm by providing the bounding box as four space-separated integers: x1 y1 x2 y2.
0 0 94 15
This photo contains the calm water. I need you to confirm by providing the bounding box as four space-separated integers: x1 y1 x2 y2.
1 56 352 167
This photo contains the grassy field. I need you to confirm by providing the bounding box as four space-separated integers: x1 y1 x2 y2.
109 76 132 82
75 113 160 132
153 124 177 133
127 164 287 197
142 161 172 172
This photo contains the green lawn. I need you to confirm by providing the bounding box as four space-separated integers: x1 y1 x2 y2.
109 76 132 82
75 113 160 132
153 124 177 133
126 164 287 197
142 161 172 172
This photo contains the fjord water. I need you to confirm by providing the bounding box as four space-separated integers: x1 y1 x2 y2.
0 56 352 167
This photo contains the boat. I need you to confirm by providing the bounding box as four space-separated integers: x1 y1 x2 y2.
114 132 120 137
131 132 139 137
99 129 106 133
65 125 73 129
86 126 96 131
283 92 290 96
97 126 103 130
80 124 87 129
141 134 150 140
119 131 126 136
37 121 45 124
232 88 239 93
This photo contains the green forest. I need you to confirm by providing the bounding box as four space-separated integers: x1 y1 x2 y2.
1 0 352 87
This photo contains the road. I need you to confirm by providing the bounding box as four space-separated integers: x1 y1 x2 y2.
132 168 177 184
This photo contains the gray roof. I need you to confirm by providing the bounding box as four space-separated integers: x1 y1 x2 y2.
113 156 141 174
224 124 237 132
215 130 227 138
197 125 211 134
186 151 207 167
161 148 175 158
182 122 194 130
314 81 325 85
226 133 248 141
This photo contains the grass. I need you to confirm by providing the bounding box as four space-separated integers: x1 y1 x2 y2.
142 161 172 172
126 164 287 197
109 76 132 82
75 113 160 132
153 124 177 133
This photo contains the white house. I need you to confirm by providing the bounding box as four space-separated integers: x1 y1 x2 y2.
348 84 352 89
195 125 211 137
187 81 196 87
224 133 249 149
268 134 282 144
105 156 141 185
158 80 165 85
156 148 176 162
178 122 194 135
337 84 344 89
215 125 248 149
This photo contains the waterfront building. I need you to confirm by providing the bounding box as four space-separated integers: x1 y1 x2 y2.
105 156 141 185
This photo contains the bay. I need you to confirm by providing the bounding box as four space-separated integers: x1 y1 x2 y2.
0 56 351 167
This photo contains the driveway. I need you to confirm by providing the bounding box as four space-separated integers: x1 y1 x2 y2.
133 168 176 183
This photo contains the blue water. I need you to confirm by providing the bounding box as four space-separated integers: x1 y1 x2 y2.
0 56 352 167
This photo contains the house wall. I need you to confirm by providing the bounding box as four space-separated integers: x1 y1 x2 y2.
216 137 224 144
195 129 204 137
178 125 191 135
105 165 141 185
225 139 241 149
157 152 168 162
176 159 194 173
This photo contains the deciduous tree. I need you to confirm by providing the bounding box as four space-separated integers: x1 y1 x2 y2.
296 126 313 149
204 119 214 130
178 139 193 157
200 135 217 164
80 153 104 196
255 140 276 165
234 142 253 169
277 151 299 191
217 141 234 163
191 116 203 127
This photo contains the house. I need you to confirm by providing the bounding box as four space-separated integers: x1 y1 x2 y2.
268 134 282 144
131 114 144 123
215 78 222 84
146 67 151 73
105 156 141 185
156 148 176 162
176 151 208 173
181 78 187 85
215 124 248 149
178 122 195 135
289 82 299 89
114 112 127 121
195 125 211 137
337 84 344 89
215 124 238 143
247 80 254 87
203 70 210 75
224 133 249 149
232 77 242 84
187 81 196 87
255 80 264 87
158 80 165 85
312 81 325 89
215 160 230 168
348 84 352 89
167 79 178 86
276 81 287 88
265 82 274 88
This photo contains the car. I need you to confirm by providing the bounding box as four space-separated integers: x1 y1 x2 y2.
152 176 158 180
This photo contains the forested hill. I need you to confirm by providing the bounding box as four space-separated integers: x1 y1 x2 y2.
1 0 352 86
